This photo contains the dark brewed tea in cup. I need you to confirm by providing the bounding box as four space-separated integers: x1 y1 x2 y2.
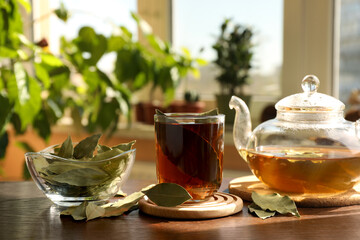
155 114 224 200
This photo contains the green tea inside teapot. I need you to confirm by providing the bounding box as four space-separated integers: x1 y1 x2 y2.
229 75 360 193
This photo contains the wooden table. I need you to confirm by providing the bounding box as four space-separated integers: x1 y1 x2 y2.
1 179 360 240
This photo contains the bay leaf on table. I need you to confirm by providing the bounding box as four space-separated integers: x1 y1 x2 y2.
62 183 193 221
251 191 300 217
145 182 192 207
61 201 88 220
115 189 127 197
57 136 74 158
86 202 106 221
86 184 156 220
49 167 109 186
73 134 101 159
248 202 276 219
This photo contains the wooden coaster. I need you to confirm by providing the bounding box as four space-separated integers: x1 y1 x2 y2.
229 175 360 207
139 192 243 219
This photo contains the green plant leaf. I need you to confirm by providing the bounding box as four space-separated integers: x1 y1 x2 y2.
251 191 300 218
0 93 13 135
40 53 64 67
145 183 192 207
0 132 9 159
107 35 126 52
57 136 73 158
13 63 42 130
76 26 107 66
131 12 152 35
54 2 70 22
32 109 51 142
95 100 118 131
16 0 31 13
73 134 101 159
195 58 208 66
133 72 147 90
0 46 18 58
34 63 50 89
10 113 25 135
16 33 34 48
16 140 35 179
248 202 276 219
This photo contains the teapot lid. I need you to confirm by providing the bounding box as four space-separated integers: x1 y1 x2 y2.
275 75 345 112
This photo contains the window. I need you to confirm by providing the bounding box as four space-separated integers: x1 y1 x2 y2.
47 0 137 73
339 0 360 106
172 0 283 101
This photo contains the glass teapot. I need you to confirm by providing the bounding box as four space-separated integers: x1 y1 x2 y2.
229 75 360 193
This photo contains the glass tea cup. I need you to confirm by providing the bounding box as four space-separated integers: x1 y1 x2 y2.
154 112 225 200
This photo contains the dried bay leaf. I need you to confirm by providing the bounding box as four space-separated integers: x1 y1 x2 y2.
57 136 74 158
73 134 101 159
91 148 123 162
41 135 137 199
71 202 88 220
61 183 194 221
44 162 84 175
112 140 136 152
86 202 106 221
33 155 49 172
199 108 219 116
50 167 109 186
61 202 87 220
251 191 300 218
115 189 127 197
101 191 146 218
145 182 192 207
97 144 112 153
248 202 276 219
155 109 166 116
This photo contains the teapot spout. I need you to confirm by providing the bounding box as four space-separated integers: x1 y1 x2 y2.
229 96 252 151
356 119 360 140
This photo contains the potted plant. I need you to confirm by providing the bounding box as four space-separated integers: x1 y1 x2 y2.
170 91 205 113
213 19 254 124
129 14 206 124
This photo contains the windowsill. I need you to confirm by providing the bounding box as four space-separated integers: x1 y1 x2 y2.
52 121 236 145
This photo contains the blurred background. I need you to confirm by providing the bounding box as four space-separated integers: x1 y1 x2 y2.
1 0 360 181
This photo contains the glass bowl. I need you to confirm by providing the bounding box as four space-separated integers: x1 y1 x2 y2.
25 145 135 206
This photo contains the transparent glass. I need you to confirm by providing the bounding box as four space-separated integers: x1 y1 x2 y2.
25 145 135 206
231 75 360 193
154 113 225 200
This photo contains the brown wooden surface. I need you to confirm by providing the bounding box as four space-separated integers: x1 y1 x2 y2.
2 179 360 240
